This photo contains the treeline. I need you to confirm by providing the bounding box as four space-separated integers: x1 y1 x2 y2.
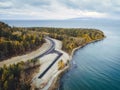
27 27 105 53
0 59 39 90
0 22 44 60
0 21 105 60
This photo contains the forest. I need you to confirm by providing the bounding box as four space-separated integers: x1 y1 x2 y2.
0 58 39 90
0 22 44 60
0 22 105 60
27 27 105 53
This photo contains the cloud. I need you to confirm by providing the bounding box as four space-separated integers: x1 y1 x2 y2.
0 0 119 19
0 1 13 9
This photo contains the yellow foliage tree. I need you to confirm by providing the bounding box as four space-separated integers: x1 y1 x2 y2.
58 60 65 70
83 34 92 42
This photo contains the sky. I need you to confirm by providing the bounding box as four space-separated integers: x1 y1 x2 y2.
0 0 120 20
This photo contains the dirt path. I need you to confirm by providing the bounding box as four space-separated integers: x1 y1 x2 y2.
0 38 51 67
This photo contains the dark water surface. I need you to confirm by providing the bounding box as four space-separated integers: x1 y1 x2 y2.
2 19 120 90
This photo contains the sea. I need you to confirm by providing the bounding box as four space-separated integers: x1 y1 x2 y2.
1 19 120 90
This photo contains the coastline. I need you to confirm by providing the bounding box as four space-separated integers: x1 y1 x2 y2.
0 35 105 90
48 38 105 90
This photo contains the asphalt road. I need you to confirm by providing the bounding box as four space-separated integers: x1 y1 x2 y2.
34 37 55 59
37 37 63 79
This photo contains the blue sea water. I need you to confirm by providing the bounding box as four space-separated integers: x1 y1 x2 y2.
1 19 120 90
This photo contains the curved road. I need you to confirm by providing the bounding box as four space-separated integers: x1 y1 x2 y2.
0 37 54 67
34 37 55 59
36 37 63 79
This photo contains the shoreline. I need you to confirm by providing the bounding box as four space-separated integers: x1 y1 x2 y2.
48 38 105 90
0 36 105 90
